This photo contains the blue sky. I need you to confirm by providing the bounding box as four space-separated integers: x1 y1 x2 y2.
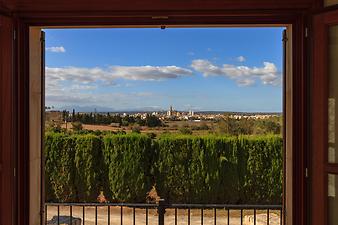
45 27 284 112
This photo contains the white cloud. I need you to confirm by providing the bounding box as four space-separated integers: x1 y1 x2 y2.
46 65 192 86
237 56 246 62
45 65 193 106
110 65 193 81
45 91 158 108
133 92 154 97
237 79 255 87
70 84 97 91
46 46 66 53
46 94 91 104
46 67 112 84
191 59 281 87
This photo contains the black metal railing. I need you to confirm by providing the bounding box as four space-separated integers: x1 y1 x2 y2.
45 200 283 225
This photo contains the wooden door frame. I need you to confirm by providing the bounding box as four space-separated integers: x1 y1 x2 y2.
9 12 309 225
312 9 338 225
0 14 16 225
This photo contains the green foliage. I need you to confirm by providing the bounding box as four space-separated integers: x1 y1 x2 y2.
45 122 64 133
74 135 106 202
45 132 282 204
154 135 239 203
146 132 157 139
45 133 77 202
102 134 154 202
179 127 193 135
131 126 142 134
192 123 210 131
70 112 163 128
255 119 282 135
216 117 282 136
154 134 282 204
72 122 83 131
145 115 162 127
238 135 283 204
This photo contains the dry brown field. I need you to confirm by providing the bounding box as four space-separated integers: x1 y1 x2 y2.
61 121 216 136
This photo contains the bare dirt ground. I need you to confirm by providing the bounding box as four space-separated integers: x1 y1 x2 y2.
61 121 214 136
46 206 281 225
61 123 121 132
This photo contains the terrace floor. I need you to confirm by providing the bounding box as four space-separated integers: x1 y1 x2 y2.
46 206 281 225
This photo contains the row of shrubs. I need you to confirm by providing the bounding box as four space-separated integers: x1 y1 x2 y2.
45 133 282 204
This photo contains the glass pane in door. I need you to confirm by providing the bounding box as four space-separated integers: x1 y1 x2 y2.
325 0 338 7
328 174 338 225
328 25 338 163
328 25 338 225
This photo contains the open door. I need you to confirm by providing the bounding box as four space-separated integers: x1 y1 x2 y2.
312 9 338 225
28 27 45 225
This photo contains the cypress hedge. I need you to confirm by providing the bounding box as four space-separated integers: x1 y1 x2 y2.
154 135 282 204
238 136 283 204
102 134 154 202
74 134 105 202
154 135 239 203
45 133 107 202
45 132 282 204
45 133 77 202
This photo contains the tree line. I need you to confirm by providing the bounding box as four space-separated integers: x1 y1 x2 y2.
63 110 163 127
215 116 282 136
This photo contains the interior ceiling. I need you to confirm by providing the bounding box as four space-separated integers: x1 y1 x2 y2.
2 0 316 13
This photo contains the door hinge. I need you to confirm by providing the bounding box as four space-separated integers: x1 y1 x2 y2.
40 31 45 42
305 27 309 38
282 30 288 42
305 168 309 178
40 206 45 216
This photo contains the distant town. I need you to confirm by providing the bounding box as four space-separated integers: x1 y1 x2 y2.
46 105 281 122
45 105 282 136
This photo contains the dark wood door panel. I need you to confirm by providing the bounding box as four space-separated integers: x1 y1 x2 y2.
312 9 338 225
0 15 15 225
3 0 316 13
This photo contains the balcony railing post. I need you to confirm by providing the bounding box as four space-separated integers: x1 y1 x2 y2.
157 199 166 225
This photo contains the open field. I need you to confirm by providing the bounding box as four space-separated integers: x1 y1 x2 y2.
61 121 215 135
46 206 281 225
